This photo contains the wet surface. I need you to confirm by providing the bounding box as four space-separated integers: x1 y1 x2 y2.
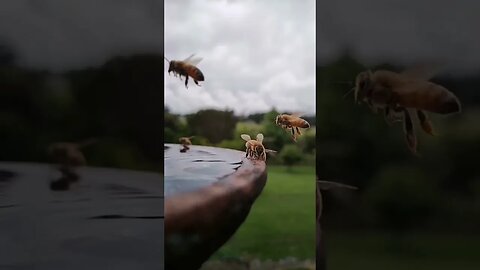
165 144 267 270
0 162 163 270
164 144 244 197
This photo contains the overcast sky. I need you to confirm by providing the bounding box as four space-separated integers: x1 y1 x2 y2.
317 0 480 75
0 0 162 71
164 0 316 115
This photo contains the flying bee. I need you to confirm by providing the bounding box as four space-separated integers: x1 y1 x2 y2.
179 136 194 151
348 66 461 154
165 54 205 89
275 113 311 142
240 133 276 161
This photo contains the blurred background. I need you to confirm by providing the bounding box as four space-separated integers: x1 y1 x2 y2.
0 0 163 171
317 1 480 269
165 0 316 268
0 1 164 269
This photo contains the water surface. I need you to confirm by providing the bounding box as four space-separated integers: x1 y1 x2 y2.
0 162 163 270
164 144 243 197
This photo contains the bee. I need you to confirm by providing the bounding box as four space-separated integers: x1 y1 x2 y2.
316 179 357 222
179 136 194 152
275 113 311 142
47 138 97 168
240 133 276 161
350 66 461 154
166 54 204 89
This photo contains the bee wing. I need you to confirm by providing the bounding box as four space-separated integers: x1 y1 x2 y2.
240 134 251 141
183 54 203 66
265 149 277 156
317 180 358 191
256 133 264 143
290 112 305 118
401 63 444 81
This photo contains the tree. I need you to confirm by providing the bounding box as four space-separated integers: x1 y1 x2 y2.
261 109 290 152
279 144 303 169
186 109 237 144
365 165 439 251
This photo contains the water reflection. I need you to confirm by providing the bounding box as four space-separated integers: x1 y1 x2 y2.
164 143 244 196
0 162 163 269
0 1 164 268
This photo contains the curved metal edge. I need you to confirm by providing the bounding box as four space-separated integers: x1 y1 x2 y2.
164 158 267 270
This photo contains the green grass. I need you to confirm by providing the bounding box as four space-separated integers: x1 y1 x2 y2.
212 165 316 260
325 231 480 270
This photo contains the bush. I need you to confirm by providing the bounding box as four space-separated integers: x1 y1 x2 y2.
365 165 440 234
279 144 303 168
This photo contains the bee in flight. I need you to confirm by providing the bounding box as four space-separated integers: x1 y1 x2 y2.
240 133 276 161
165 54 205 89
179 136 194 152
275 113 311 142
348 65 461 154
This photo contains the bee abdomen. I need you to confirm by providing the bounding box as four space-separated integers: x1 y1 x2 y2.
437 95 461 114
301 121 310 128
192 68 204 81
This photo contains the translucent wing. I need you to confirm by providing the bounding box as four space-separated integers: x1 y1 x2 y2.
317 180 357 190
265 149 277 156
256 133 264 143
241 134 251 141
183 53 203 66
291 112 304 118
401 63 444 81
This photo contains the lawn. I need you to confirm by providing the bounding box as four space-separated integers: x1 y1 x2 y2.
211 165 316 260
325 231 480 270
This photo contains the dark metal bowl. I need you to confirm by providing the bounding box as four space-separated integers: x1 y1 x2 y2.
164 144 268 270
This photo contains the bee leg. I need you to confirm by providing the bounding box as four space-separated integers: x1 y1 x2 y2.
417 110 436 136
296 127 302 136
184 76 189 89
291 128 297 142
403 109 417 154
390 105 404 123
384 106 401 125
194 79 201 86
384 107 393 125
367 100 377 113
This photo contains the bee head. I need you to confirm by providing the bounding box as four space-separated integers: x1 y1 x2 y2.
275 115 281 125
254 145 265 157
354 70 372 104
168 61 175 74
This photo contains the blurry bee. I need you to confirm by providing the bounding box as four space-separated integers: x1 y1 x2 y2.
275 113 311 142
47 139 97 181
316 179 357 222
240 133 276 161
179 136 194 152
166 54 205 89
350 66 461 154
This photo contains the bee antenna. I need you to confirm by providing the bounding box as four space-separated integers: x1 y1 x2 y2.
164 56 170 63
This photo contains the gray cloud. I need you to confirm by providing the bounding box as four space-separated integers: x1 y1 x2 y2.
317 0 480 75
164 0 315 115
0 0 162 71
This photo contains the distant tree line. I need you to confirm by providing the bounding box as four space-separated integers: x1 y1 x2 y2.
164 107 316 167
